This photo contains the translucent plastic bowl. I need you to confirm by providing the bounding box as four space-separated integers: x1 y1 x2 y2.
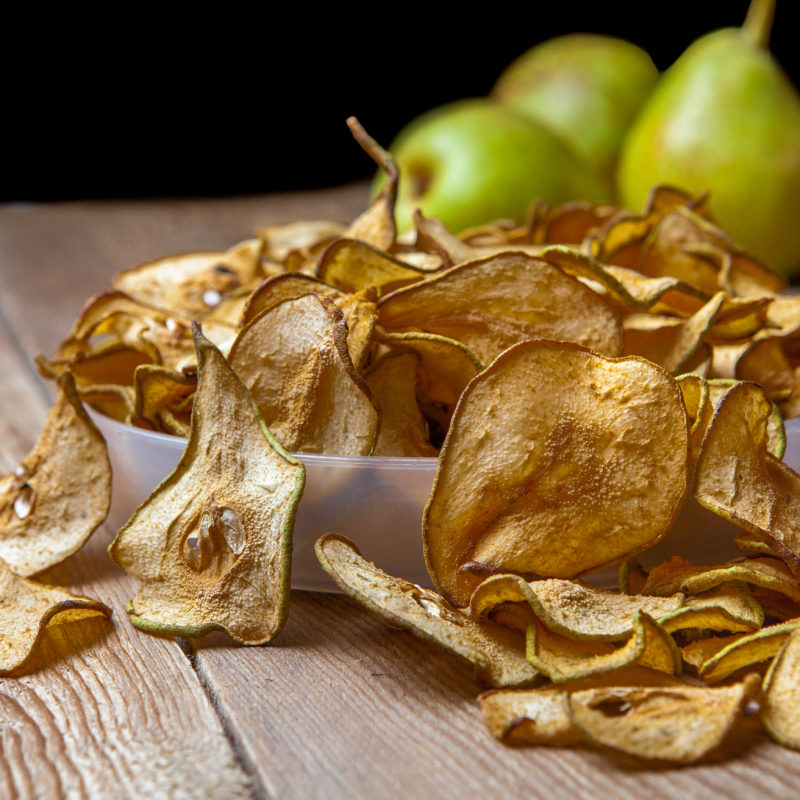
91 411 800 593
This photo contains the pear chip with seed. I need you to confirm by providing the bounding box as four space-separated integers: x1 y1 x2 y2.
109 325 305 644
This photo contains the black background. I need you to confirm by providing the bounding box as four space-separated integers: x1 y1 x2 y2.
5 2 797 201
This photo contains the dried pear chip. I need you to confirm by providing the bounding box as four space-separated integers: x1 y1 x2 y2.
364 352 437 457
694 382 800 575
478 666 684 747
0 558 112 676
526 611 680 683
681 634 746 672
376 330 482 433
378 252 623 366
242 275 376 369
133 364 197 431
623 292 725 374
424 340 689 606
618 558 647 595
344 117 397 250
642 555 800 604
314 533 537 689
761 627 800 750
112 239 263 319
317 238 427 294
77 383 136 425
228 293 379 456
0 371 111 576
469 574 683 642
411 209 474 267
256 219 345 263
656 585 764 635
700 620 800 683
566 674 760 764
109 326 304 643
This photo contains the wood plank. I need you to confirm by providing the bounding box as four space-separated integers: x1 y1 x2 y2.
0 319 254 799
191 589 800 800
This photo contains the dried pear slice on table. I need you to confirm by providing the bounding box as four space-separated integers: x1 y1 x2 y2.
109 325 305 644
424 340 690 607
229 293 379 456
314 534 537 689
0 558 112 676
566 673 761 764
0 371 111 576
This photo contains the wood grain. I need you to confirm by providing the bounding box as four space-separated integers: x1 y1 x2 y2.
4 186 800 799
0 259 253 798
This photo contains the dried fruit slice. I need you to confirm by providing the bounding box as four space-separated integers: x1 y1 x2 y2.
108 326 305 643
761 627 800 750
317 238 427 294
681 634 746 672
228 293 379 455
656 585 764 635
0 558 112 676
525 611 680 682
364 352 437 457
0 371 111 576
469 574 683 641
314 534 537 689
113 239 263 319
424 340 689 606
566 674 760 764
478 666 684 747
378 252 623 365
700 620 800 684
133 364 197 432
694 382 800 575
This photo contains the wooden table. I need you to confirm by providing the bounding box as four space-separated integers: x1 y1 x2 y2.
2 186 799 800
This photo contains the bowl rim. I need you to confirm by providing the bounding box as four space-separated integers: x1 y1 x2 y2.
88 408 439 471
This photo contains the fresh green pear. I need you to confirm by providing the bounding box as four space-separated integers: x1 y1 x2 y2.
374 98 610 234
492 34 659 189
618 0 800 278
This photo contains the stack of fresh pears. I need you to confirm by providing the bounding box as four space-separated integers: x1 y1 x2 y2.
379 0 800 279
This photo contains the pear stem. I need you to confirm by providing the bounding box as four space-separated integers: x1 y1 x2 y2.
743 0 775 49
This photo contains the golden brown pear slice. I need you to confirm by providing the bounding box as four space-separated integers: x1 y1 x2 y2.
761 627 800 750
566 673 760 764
0 371 111 576
0 558 112 676
478 666 684 747
694 381 800 576
112 239 263 319
108 326 305 644
424 340 690 606
377 251 623 365
364 352 437 457
314 534 537 689
228 293 379 455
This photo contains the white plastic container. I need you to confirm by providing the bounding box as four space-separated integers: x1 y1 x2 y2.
92 411 800 593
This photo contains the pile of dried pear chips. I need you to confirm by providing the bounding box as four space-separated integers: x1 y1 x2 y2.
10 118 800 766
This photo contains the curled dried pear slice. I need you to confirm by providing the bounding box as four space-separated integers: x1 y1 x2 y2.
228 293 379 456
109 326 305 644
526 611 680 683
469 574 683 642
0 371 111 576
700 620 800 684
378 251 623 366
694 382 800 575
0 558 112 676
567 673 760 764
317 238 426 294
424 340 689 606
364 352 436 457
314 534 537 689
478 666 685 747
761 627 800 750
